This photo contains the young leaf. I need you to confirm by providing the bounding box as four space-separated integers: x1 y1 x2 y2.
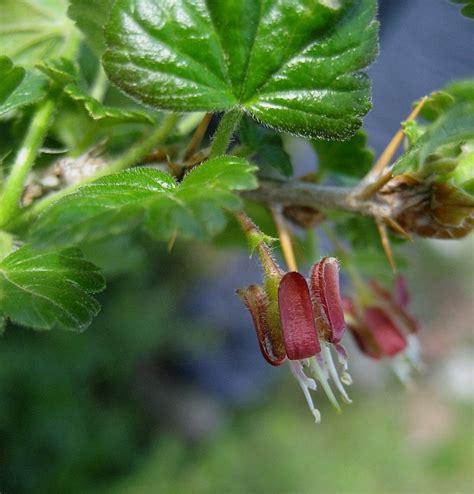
68 0 116 55
0 246 105 331
37 60 154 125
0 56 25 104
394 102 474 176
312 129 374 178
239 117 292 176
0 71 49 117
0 0 77 66
102 0 378 139
31 157 258 248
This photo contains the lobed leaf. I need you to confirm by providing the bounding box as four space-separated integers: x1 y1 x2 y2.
0 0 76 67
68 0 116 54
0 70 49 117
0 246 105 331
102 0 378 139
37 59 154 125
394 102 474 177
31 156 258 248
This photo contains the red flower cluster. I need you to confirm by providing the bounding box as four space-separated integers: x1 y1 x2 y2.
236 214 350 421
344 276 418 359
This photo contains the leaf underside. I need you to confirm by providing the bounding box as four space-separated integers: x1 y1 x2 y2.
102 0 378 139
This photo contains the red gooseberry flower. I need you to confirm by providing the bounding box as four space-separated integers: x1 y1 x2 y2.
344 275 422 385
235 213 351 421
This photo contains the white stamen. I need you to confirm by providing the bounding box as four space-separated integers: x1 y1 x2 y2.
322 343 352 404
391 354 415 389
309 357 341 413
288 360 321 423
405 334 425 371
341 371 353 386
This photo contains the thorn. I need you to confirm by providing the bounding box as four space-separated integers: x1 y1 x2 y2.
167 230 178 252
272 208 298 272
357 170 393 200
385 217 412 240
376 219 397 272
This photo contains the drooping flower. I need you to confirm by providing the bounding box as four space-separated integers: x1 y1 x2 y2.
344 275 422 385
236 213 350 421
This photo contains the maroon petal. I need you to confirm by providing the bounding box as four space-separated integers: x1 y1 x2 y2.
364 307 408 357
310 257 346 344
371 278 418 334
278 272 321 360
344 300 383 359
237 285 286 366
394 275 410 307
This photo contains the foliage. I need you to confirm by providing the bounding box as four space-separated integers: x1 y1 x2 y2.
0 0 471 384
102 0 379 139
451 0 474 18
0 1 473 491
0 246 104 331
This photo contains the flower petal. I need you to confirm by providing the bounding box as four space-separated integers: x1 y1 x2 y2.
310 257 346 343
364 307 408 357
278 272 320 360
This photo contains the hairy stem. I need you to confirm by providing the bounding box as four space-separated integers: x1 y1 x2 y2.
209 109 242 158
0 97 57 228
243 179 392 218
6 113 180 231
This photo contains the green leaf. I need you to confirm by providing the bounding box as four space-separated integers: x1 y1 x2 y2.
0 0 77 67
0 246 105 331
451 0 474 18
312 129 374 178
239 117 292 176
31 156 258 248
394 103 474 176
0 70 49 117
102 0 378 139
0 56 25 104
68 0 116 54
37 59 155 125
418 91 455 122
444 79 474 103
418 80 474 122
0 315 5 335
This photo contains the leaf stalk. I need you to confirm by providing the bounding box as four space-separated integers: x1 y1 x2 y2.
0 96 57 228
209 109 242 158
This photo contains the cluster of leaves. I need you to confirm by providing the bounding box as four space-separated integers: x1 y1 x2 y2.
0 0 472 334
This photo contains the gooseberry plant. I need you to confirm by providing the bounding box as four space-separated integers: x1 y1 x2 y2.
0 0 473 420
